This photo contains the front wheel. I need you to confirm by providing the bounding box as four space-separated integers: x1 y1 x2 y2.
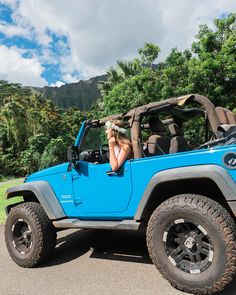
146 194 236 294
5 202 57 268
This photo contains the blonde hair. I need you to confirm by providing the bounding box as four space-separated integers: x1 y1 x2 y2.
109 120 132 152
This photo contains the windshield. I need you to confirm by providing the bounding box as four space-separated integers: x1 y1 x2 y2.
81 125 107 151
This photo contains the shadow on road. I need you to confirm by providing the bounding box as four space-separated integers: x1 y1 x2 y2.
40 228 236 295
218 278 236 295
41 229 152 268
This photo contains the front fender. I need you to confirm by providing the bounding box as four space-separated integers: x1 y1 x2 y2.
6 181 66 220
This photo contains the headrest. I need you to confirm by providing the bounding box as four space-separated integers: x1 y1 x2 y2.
168 123 184 136
148 117 166 134
215 107 236 125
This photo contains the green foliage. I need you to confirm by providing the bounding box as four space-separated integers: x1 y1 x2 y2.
159 48 193 98
61 107 90 141
100 13 236 117
0 14 236 177
40 137 67 169
138 42 160 66
96 14 236 149
20 134 49 174
102 68 161 114
98 60 140 97
189 13 236 109
0 80 31 105
0 91 87 176
99 43 161 114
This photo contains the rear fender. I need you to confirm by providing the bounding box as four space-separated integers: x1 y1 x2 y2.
135 165 236 220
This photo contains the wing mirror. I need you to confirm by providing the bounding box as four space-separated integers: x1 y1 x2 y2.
67 146 80 168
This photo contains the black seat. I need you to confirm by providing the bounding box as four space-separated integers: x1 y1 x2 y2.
146 117 170 156
215 106 236 140
169 123 191 153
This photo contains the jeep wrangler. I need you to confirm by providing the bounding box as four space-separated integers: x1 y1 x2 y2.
5 94 236 294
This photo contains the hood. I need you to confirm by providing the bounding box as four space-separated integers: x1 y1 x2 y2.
25 163 69 181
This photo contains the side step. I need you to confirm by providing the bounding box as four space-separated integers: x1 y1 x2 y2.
53 219 141 230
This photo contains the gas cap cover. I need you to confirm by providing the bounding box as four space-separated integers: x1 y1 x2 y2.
223 152 236 169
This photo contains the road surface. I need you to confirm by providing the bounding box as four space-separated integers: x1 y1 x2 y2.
0 226 235 295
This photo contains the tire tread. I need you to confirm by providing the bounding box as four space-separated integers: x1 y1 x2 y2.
5 202 56 268
146 194 236 294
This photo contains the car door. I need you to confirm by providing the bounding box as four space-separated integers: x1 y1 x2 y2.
71 123 133 217
72 159 133 217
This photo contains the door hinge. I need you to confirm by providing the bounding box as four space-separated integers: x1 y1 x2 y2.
75 198 82 205
72 174 80 181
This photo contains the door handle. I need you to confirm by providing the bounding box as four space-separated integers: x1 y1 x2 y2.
106 167 123 176
106 170 119 176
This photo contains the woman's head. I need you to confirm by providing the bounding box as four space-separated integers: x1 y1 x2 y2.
105 120 129 144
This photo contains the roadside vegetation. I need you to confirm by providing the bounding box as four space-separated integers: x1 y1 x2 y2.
0 179 23 223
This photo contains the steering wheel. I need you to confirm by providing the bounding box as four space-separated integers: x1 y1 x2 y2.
99 144 109 163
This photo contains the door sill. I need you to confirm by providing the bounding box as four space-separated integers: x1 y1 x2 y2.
53 219 141 230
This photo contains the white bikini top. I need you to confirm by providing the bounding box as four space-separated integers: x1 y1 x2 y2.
114 145 121 158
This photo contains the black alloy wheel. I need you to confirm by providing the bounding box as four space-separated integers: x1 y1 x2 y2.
5 202 56 268
163 219 214 274
146 194 236 294
11 218 33 255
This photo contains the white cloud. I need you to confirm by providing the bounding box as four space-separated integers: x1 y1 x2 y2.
157 0 236 58
0 22 30 37
1 0 236 86
0 0 18 9
16 0 236 75
0 45 47 86
49 80 65 87
62 73 79 84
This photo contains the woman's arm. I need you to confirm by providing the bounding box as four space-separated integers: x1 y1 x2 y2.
109 140 130 171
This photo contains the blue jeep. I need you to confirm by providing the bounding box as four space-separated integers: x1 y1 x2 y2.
5 94 236 294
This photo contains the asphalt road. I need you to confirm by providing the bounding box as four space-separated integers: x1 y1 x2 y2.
0 225 236 295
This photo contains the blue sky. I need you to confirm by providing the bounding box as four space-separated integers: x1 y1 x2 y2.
0 0 235 87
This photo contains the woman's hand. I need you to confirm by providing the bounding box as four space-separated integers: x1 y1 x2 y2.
108 136 116 147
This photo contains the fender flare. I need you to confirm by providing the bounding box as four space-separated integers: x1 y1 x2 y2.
6 181 66 220
134 165 236 220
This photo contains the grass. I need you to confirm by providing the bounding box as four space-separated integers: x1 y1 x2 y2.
0 179 24 224
0 175 17 182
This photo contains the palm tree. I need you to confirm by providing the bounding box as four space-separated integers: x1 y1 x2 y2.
98 60 139 96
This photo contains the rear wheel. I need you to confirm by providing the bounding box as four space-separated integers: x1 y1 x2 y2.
146 194 236 294
5 202 57 268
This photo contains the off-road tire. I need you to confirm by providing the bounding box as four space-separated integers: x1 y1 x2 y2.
146 194 236 294
5 202 57 268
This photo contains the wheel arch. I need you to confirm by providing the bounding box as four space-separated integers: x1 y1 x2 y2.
135 165 236 221
5 181 66 220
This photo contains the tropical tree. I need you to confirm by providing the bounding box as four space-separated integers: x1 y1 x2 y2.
0 82 90 176
100 14 236 116
190 14 236 109
99 43 161 115
0 80 31 105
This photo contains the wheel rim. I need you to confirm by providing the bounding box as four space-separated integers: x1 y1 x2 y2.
163 219 214 274
11 218 33 255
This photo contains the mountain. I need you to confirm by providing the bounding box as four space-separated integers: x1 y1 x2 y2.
32 75 107 110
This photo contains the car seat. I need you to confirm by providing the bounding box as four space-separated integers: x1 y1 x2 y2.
146 117 170 156
169 123 191 153
215 107 236 125
215 107 236 142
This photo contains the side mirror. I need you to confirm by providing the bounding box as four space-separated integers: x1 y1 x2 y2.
67 146 80 166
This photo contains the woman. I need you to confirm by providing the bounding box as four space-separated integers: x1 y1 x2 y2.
105 120 132 171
